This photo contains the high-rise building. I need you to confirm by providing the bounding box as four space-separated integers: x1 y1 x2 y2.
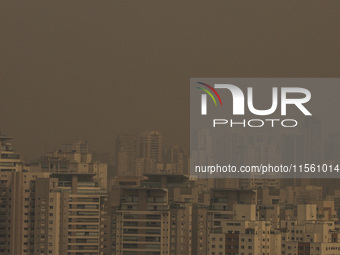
111 186 170 255
136 131 163 174
0 171 50 255
0 133 25 172
137 131 162 163
116 134 136 176
109 174 195 255
191 129 214 168
163 145 189 175
0 138 109 255
33 173 108 255
30 141 108 189
206 189 283 255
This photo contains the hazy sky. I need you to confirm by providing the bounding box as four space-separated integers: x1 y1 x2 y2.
1 1 340 160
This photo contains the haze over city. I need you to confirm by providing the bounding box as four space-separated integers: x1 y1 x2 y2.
1 1 340 160
1 2 340 255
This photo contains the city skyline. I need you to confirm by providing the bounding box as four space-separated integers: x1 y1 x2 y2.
2 134 340 254
1 1 340 254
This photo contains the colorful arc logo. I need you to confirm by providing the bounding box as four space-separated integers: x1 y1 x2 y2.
196 82 222 106
196 82 222 115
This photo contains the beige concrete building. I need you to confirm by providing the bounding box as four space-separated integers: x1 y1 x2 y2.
0 136 109 255
0 134 25 172
113 187 170 255
34 173 108 255
281 204 340 255
0 171 50 255
207 203 282 255
30 141 108 189
109 174 195 255
169 202 192 255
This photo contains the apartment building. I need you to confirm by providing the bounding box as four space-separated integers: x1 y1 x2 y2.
109 174 196 255
30 141 108 189
34 173 108 255
0 171 50 255
281 204 340 255
206 188 283 255
113 187 170 255
0 134 25 172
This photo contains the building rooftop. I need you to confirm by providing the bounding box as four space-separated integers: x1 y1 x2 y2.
211 188 257 192
50 172 96 177
144 173 189 183
123 186 167 191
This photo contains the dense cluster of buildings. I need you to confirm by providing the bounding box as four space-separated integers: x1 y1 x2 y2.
1 132 340 255
115 131 189 176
